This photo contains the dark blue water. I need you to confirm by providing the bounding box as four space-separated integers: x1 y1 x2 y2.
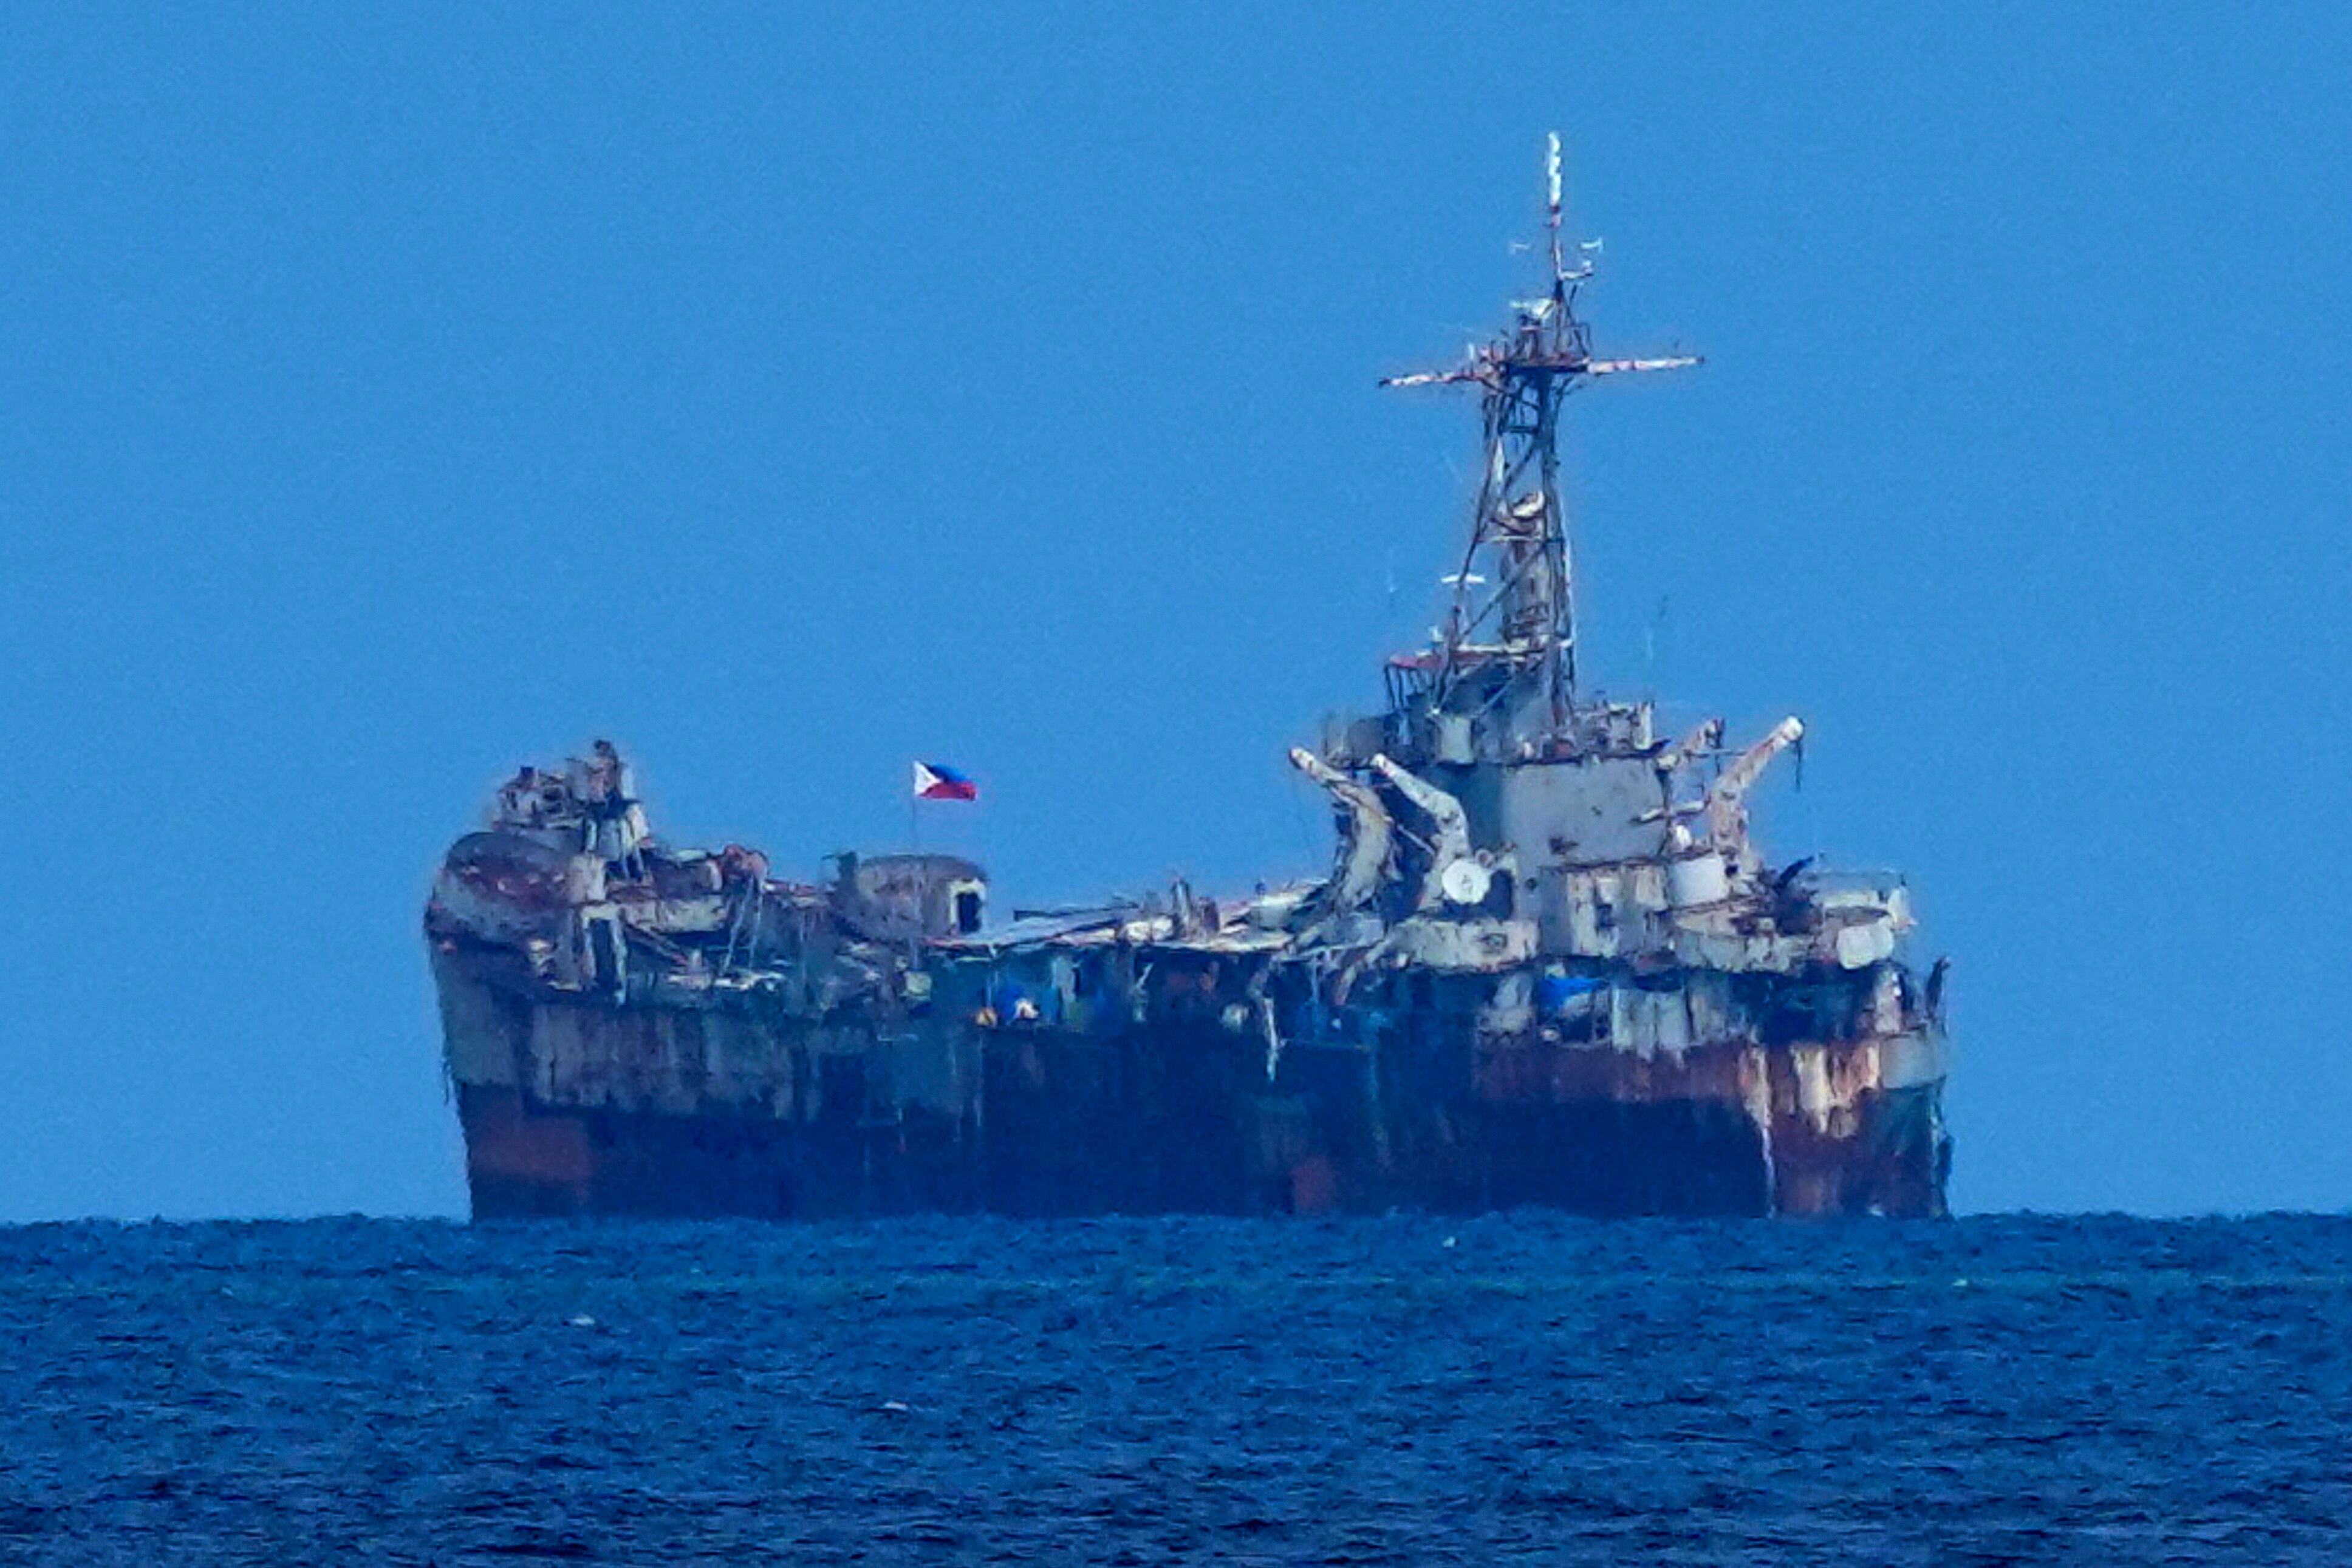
3 1215 2347 1564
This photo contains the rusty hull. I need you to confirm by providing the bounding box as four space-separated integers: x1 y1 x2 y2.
436 942 1948 1220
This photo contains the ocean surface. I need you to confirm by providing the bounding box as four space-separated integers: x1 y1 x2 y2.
2 1214 2347 1565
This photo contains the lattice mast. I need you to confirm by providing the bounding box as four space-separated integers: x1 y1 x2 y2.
1384 135 1698 737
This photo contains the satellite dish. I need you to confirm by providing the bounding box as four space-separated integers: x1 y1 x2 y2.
1439 858 1492 907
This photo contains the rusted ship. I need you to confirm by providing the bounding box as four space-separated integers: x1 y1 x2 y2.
426 143 1952 1220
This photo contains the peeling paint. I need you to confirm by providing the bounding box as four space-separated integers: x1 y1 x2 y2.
426 140 1950 1221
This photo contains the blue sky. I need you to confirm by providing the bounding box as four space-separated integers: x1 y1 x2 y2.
4 5 2347 1219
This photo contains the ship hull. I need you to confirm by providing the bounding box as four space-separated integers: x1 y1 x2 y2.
439 953 1949 1221
427 166 1960 1225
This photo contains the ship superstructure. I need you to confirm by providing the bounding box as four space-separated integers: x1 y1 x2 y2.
426 143 1951 1218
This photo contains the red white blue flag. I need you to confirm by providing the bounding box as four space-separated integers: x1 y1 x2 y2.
912 761 978 802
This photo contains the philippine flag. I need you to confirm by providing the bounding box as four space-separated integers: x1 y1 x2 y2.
912 761 979 802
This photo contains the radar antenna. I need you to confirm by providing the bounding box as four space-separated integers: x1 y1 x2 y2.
1383 134 1699 738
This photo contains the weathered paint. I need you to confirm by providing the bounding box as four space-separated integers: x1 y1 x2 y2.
435 936 1948 1220
426 143 1953 1223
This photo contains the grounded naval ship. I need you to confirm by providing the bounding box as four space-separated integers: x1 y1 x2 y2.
426 144 1953 1219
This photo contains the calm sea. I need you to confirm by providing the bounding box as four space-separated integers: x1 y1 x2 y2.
2 1214 2346 1564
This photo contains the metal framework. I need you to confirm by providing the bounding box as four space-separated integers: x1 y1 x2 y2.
1384 134 1698 734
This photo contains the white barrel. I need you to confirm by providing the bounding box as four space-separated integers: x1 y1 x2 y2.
1667 850 1729 909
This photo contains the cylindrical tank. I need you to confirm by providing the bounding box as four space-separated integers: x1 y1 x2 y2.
1667 850 1729 909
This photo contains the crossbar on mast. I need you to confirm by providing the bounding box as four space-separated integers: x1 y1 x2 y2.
1383 134 1699 738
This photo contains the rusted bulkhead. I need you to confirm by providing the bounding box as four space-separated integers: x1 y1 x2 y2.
426 146 1952 1220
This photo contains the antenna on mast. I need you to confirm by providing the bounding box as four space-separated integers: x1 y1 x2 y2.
1381 134 1700 748
1546 131 1565 284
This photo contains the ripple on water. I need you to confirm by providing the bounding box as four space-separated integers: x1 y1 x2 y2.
1 1213 2348 1564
